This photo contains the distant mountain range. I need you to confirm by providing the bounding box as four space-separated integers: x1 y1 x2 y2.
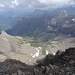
0 6 75 32
31 6 75 17
48 11 75 36
0 16 21 31
0 9 30 31
6 7 75 41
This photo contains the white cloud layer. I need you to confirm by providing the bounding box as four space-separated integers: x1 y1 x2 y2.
12 0 19 6
0 0 75 9
37 0 75 8
0 4 5 8
10 0 19 8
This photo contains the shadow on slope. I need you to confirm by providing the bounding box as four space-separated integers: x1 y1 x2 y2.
0 48 75 75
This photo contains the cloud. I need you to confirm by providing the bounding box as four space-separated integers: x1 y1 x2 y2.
12 0 19 6
10 0 19 8
0 4 5 8
0 0 75 10
0 0 19 8
27 0 47 8
36 0 75 8
17 0 75 10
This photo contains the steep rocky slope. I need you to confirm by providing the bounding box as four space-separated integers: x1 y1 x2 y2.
0 48 75 75
0 31 75 64
6 14 52 36
6 11 75 38
0 31 39 64
48 11 75 36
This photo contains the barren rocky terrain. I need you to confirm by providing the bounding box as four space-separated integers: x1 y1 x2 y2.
0 31 75 65
0 48 75 75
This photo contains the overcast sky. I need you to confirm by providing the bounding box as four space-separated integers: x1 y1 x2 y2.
0 0 75 11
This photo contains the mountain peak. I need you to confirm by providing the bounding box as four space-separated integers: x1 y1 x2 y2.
58 10 69 18
0 31 12 38
34 9 45 12
1 31 9 36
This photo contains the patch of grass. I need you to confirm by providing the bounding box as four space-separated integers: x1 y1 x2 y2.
30 43 39 47
15 38 27 48
51 45 55 48
30 40 39 47
15 35 56 50
29 37 44 47
41 49 46 55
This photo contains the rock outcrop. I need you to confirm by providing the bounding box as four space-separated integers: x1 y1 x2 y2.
0 48 75 75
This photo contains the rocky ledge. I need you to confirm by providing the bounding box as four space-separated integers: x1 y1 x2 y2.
0 48 75 75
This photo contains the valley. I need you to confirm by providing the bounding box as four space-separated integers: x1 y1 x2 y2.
0 31 75 65
0 9 75 65
0 0 75 75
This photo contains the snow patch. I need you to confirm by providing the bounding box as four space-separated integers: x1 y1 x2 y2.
72 19 75 22
31 51 40 58
16 36 23 39
39 47 42 50
53 53 55 55
37 50 40 53
46 50 49 55
35 52 39 57
31 47 42 58
31 54 35 58
64 10 67 13
29 60 31 62
36 48 38 50
68 34 71 36
51 41 58 44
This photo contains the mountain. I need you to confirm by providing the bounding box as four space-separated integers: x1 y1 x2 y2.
1 31 75 64
6 13 52 36
30 9 48 17
6 10 75 39
0 16 21 31
0 48 75 75
0 31 41 64
30 6 75 17
48 11 75 36
0 6 75 32
0 8 31 31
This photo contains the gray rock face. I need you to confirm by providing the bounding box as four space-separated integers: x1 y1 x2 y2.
0 48 75 75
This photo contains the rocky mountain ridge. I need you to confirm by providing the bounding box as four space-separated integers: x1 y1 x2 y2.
1 31 75 65
6 11 75 40
0 48 75 75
